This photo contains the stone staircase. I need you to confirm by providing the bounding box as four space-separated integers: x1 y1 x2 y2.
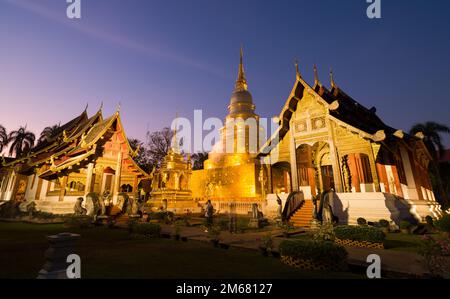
289 200 315 228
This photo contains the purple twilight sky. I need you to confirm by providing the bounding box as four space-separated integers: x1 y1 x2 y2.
1 0 449 153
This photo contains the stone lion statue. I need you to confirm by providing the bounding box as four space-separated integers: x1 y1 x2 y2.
126 195 140 215
74 197 87 216
26 201 37 217
86 192 105 217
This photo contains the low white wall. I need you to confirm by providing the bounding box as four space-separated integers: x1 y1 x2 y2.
329 192 442 225
264 193 290 219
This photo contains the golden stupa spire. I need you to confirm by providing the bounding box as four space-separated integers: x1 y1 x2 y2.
234 45 248 91
171 112 180 154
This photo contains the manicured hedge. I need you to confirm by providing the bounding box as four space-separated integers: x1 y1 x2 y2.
334 225 385 243
130 223 161 237
279 240 348 267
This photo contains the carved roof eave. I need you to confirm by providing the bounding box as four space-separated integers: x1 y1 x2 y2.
258 77 382 158
39 145 97 178
328 115 386 142
64 109 103 145
115 114 150 177
1 110 100 169
78 112 149 177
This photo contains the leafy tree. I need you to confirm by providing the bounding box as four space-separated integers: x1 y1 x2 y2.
410 121 450 208
0 124 8 153
145 127 175 169
38 123 60 144
128 138 152 173
8 126 35 158
191 152 209 170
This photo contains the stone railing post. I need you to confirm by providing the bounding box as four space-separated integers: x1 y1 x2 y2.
37 232 81 279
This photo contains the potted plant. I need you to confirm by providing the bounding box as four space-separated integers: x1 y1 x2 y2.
208 225 221 247
172 223 181 240
378 219 390 235
400 220 413 234
259 233 274 257
282 223 293 238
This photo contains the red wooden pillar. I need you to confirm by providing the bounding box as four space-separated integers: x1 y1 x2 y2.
376 163 390 193
348 154 361 192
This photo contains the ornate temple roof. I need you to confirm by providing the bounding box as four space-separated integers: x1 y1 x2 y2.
258 63 424 157
2 105 150 179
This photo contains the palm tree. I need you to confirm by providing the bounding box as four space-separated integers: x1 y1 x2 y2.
38 123 60 144
8 126 36 158
410 121 450 207
0 124 8 153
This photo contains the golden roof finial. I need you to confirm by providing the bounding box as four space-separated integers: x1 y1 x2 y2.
234 45 248 91
63 130 69 142
330 68 337 88
313 64 320 86
116 102 121 114
294 59 301 80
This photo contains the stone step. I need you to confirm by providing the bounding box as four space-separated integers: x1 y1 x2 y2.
289 200 315 228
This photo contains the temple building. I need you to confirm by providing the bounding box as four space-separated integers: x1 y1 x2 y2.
0 106 150 214
258 63 444 225
191 48 267 214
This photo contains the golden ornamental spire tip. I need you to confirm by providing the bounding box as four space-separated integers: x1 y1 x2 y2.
294 59 301 80
330 68 336 88
235 45 248 91
313 64 320 85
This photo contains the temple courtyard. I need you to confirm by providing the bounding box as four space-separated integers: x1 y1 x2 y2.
1 221 448 279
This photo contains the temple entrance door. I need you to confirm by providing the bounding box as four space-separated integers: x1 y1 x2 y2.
102 174 113 194
271 162 291 194
321 165 335 192
101 167 115 195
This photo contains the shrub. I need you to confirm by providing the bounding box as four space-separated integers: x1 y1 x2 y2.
357 217 367 226
207 225 221 241
217 218 229 230
418 235 450 278
312 222 335 242
261 232 274 251
65 215 93 228
127 218 140 231
279 240 348 269
130 223 161 237
236 217 250 230
400 220 413 230
435 214 450 233
425 216 434 226
334 225 385 243
378 219 390 228
148 211 174 223
172 223 182 237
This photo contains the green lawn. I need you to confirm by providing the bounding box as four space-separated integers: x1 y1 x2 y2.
383 232 424 252
0 222 360 279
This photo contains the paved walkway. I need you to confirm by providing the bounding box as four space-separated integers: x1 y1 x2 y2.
159 224 450 278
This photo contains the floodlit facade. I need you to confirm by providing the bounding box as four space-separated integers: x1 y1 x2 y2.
0 106 150 214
